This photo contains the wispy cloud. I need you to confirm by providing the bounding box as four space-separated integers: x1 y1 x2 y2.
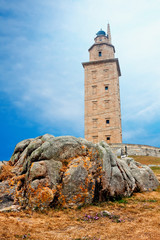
0 0 85 137
0 0 160 153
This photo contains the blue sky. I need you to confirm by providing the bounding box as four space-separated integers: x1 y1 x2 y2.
0 0 160 161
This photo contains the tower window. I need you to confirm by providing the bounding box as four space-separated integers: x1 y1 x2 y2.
105 86 108 91
92 101 97 110
106 119 110 124
99 51 102 57
93 119 98 128
104 100 109 109
106 136 111 143
92 85 97 95
92 70 97 79
103 69 109 79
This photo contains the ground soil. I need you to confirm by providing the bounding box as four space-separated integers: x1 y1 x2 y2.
0 156 160 240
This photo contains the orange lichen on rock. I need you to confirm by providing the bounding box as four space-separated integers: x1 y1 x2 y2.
0 163 15 181
11 174 26 184
58 193 66 207
28 185 54 209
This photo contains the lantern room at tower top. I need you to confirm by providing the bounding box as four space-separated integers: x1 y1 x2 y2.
88 25 117 64
94 25 111 45
82 24 122 144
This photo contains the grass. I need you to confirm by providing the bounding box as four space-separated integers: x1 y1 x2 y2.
0 189 160 240
150 166 160 175
129 155 160 166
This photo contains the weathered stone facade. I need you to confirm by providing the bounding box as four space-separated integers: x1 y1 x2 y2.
82 25 122 144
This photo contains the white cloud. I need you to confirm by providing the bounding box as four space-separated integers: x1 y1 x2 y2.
0 0 160 145
123 128 147 142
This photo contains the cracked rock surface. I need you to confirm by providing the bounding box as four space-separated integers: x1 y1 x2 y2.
0 134 159 209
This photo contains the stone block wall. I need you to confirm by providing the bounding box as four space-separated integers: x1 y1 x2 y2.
110 143 160 157
82 27 122 145
89 43 114 61
84 59 122 144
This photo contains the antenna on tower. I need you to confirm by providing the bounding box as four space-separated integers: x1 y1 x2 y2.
107 23 111 44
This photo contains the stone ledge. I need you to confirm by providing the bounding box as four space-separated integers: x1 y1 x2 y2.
82 58 121 76
88 42 115 52
109 143 160 157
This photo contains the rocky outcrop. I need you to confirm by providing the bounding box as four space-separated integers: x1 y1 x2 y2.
0 134 159 210
0 161 7 174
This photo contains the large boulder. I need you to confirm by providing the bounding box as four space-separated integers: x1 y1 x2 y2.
0 135 159 210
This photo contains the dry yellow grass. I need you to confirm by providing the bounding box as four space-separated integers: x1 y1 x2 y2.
0 156 159 240
0 189 160 240
129 155 160 166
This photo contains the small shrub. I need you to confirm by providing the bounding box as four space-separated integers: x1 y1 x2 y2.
116 199 128 204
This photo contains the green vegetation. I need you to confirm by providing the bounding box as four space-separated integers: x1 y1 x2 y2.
150 166 160 174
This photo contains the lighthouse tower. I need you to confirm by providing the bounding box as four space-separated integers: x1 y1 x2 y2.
82 24 122 144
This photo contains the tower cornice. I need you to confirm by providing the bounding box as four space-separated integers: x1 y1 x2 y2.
88 43 115 53
82 58 121 76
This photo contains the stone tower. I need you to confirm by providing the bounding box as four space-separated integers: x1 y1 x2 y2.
82 24 122 144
